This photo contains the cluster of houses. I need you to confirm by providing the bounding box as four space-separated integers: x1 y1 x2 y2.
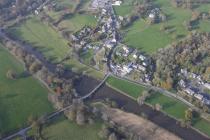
91 0 122 10
180 81 210 105
91 0 109 10
111 45 154 83
180 68 210 89
69 0 120 68
71 27 92 42
98 3 120 43
71 26 103 57
179 69 210 106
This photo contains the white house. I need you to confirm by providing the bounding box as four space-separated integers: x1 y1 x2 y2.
142 62 147 66
139 55 146 61
204 83 210 90
102 9 107 14
179 79 186 88
119 16 124 21
112 0 122 6
133 54 137 59
149 13 155 19
181 69 188 76
202 98 210 105
34 10 39 15
106 43 113 49
184 88 195 96
122 46 129 54
111 38 117 43
138 65 146 72
194 94 203 101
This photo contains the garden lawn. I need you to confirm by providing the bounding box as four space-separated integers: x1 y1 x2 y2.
114 5 133 17
199 20 210 32
195 4 210 13
80 49 94 65
106 76 145 99
0 45 53 134
41 116 103 140
58 14 97 33
146 93 187 119
8 17 69 63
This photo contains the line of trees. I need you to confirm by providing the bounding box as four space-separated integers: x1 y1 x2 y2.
1 37 76 109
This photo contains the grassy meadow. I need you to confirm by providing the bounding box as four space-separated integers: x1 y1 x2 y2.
192 119 210 137
58 14 97 33
0 45 53 134
122 0 192 53
8 17 69 63
38 116 103 140
106 76 146 99
145 93 187 119
119 0 210 54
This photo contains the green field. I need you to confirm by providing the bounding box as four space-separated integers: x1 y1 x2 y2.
146 93 210 137
40 116 103 140
45 0 92 21
44 0 79 21
64 58 104 80
122 0 192 53
8 17 69 63
58 14 97 33
113 0 144 16
145 93 187 119
193 119 210 137
114 5 133 17
0 45 53 134
199 20 210 32
195 4 210 13
121 0 210 53
106 76 146 99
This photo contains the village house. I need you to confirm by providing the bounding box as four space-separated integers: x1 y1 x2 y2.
179 79 186 88
139 54 146 61
112 0 122 6
202 98 210 105
204 83 210 90
138 64 146 72
194 93 204 101
184 88 195 96
104 40 115 49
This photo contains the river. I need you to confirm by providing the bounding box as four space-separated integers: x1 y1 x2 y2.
74 77 210 140
3 33 210 140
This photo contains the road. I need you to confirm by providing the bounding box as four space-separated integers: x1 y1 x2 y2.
1 1 209 139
